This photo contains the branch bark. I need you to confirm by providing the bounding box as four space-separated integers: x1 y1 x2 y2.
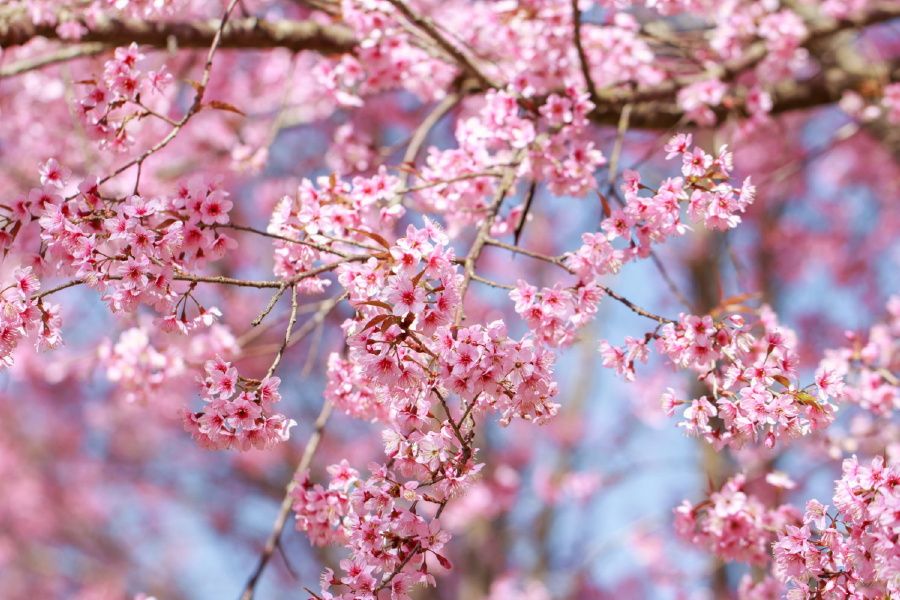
0 14 356 54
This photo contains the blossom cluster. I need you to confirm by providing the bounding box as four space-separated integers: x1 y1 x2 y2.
294 221 563 598
38 168 237 316
179 356 294 451
674 472 801 565
0 265 62 369
507 135 752 350
819 295 900 417
74 43 173 153
267 166 403 292
410 88 605 237
772 456 900 599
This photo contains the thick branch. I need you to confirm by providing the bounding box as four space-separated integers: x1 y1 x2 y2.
0 15 356 54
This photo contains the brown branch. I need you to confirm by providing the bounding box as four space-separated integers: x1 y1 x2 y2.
264 285 299 379
4 6 896 131
455 165 519 325
383 0 499 90
239 398 333 600
33 279 86 299
470 273 515 290
571 0 599 107
0 15 356 54
396 92 461 193
172 255 368 289
482 237 674 323
0 42 107 78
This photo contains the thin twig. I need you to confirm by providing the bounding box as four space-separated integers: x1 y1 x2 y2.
384 0 499 90
571 0 599 107
265 285 299 379
606 102 633 195
0 43 108 78
483 238 674 323
396 92 461 195
218 223 355 257
299 318 324 380
239 292 347 358
649 251 695 312
470 273 515 290
455 164 519 325
92 0 242 191
253 284 288 327
239 399 333 600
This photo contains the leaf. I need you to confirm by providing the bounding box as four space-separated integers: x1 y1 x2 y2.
358 300 393 311
347 227 391 249
205 100 246 116
794 391 825 412
185 79 202 93
710 304 756 318
719 292 762 307
514 180 537 247
597 190 612 220
301 587 324 600
362 314 391 332
410 267 428 288
772 374 791 388
380 316 398 335
74 78 98 85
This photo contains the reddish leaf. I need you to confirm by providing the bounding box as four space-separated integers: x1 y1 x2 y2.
597 190 612 220
773 374 791 388
410 267 428 288
205 100 246 116
719 292 762 307
357 300 393 311
348 227 391 249
362 314 391 332
380 316 397 334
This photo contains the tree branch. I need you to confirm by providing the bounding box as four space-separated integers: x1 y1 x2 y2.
239 398 333 600
0 42 107 78
0 14 356 54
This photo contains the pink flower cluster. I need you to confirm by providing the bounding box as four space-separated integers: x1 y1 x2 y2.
819 295 900 417
772 456 900 599
509 279 604 349
412 88 604 235
884 83 900 125
292 461 446 600
99 322 238 406
295 221 563 597
74 43 173 153
179 356 294 452
38 171 236 319
568 135 753 280
268 167 403 292
674 472 801 565
663 312 841 450
0 265 62 369
315 2 457 104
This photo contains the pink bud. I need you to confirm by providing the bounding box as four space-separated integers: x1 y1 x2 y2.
764 430 775 450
